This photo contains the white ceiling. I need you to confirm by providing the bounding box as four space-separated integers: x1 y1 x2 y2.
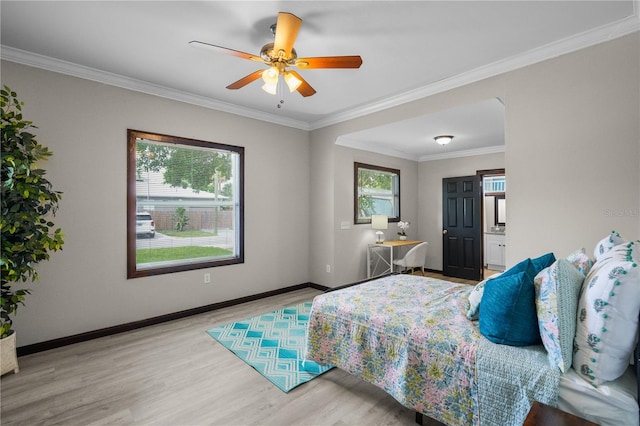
1 1 638 160
337 97 506 161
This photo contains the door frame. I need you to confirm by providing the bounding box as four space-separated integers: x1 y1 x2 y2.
476 168 506 280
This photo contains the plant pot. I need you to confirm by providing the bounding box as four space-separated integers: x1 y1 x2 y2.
399 235 407 240
1 332 19 376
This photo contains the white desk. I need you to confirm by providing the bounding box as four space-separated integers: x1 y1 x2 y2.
367 240 422 278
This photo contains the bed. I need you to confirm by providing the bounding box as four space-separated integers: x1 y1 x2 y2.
305 237 639 426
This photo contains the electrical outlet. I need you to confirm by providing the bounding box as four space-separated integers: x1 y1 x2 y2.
326 264 331 273
204 273 211 284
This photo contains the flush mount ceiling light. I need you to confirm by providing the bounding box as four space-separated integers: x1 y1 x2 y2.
434 135 454 145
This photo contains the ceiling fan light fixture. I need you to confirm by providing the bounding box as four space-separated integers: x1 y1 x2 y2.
261 83 278 95
283 71 302 92
261 67 280 95
262 67 279 85
435 135 454 145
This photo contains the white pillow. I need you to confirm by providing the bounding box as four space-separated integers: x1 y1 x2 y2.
565 248 593 277
573 241 640 385
465 281 485 320
465 271 502 320
593 230 625 261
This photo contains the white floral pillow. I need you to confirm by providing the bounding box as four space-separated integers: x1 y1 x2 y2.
565 248 593 277
465 281 485 320
465 271 502 320
593 230 625 261
534 259 585 373
573 241 640 385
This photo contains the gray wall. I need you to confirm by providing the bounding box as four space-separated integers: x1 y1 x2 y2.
1 61 311 346
333 146 419 283
419 153 505 271
310 32 639 286
504 33 639 264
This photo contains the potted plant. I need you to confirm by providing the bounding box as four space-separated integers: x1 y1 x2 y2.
1 86 64 375
397 220 410 240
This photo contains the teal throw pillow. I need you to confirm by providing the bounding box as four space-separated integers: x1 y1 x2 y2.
479 259 541 346
531 252 556 275
500 257 533 278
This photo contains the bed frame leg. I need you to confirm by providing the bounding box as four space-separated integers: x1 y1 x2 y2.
415 412 423 425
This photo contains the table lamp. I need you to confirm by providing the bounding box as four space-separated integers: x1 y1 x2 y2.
371 215 388 244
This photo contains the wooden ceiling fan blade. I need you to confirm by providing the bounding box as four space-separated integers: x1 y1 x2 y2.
287 70 316 97
189 40 264 63
295 56 363 69
273 12 302 58
226 70 264 90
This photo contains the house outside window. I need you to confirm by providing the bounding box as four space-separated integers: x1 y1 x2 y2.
127 130 244 278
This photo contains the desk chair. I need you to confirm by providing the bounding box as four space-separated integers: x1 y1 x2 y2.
393 242 428 275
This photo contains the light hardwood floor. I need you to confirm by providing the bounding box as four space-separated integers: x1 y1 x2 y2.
1 273 473 426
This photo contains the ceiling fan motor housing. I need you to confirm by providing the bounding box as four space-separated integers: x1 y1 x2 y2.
260 42 297 64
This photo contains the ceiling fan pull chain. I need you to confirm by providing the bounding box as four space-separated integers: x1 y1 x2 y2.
277 77 285 108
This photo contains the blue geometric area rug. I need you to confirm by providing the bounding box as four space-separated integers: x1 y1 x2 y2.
206 301 333 393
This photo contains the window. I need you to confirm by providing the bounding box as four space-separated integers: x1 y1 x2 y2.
483 175 506 194
127 130 244 278
354 162 400 224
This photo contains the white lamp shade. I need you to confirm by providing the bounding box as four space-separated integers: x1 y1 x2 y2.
371 215 388 230
283 71 302 92
262 67 279 85
261 67 279 95
261 83 278 95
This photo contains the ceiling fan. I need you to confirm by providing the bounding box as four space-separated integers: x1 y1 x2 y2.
189 12 363 97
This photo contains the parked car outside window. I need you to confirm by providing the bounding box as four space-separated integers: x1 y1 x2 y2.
136 212 155 238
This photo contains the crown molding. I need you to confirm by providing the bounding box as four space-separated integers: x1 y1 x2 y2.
336 136 505 163
335 136 418 161
0 46 311 131
310 14 640 130
419 145 505 162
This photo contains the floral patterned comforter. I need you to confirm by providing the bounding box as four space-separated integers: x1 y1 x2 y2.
305 274 479 426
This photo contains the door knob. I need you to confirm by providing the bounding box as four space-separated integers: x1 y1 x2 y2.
443 229 448 234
